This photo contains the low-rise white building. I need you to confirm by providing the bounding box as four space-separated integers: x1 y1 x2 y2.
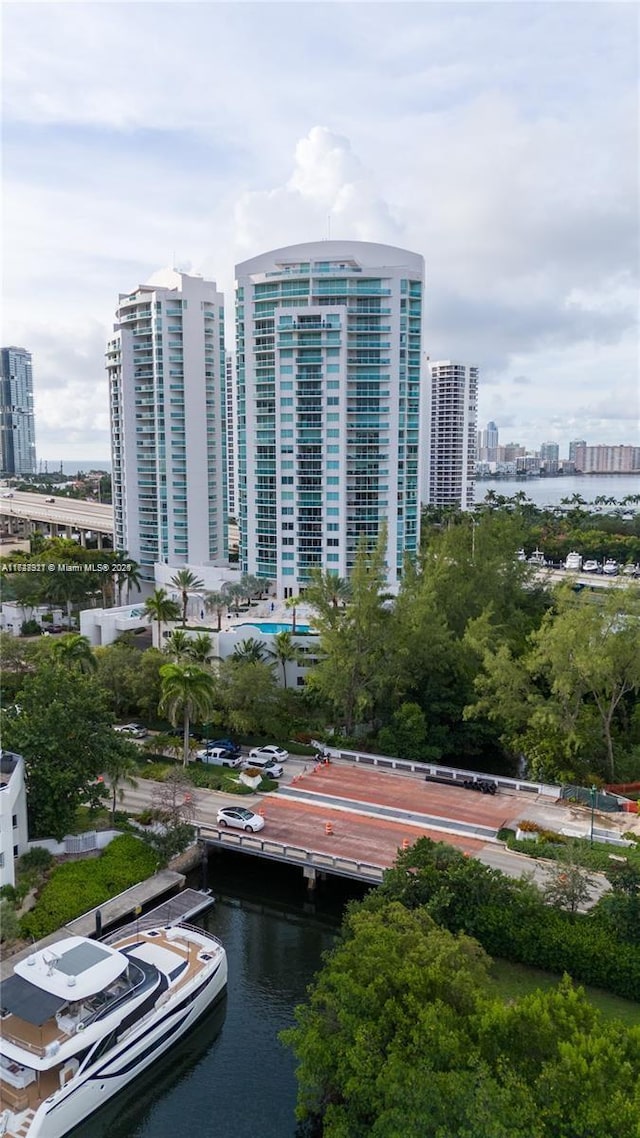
0 750 29 888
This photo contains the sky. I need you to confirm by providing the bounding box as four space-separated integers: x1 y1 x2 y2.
2 0 639 464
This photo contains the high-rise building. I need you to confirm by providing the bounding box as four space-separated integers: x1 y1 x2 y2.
568 439 586 463
235 240 425 596
477 419 498 462
540 441 559 462
0 347 36 474
106 270 226 579
225 352 238 520
425 361 477 510
574 444 640 473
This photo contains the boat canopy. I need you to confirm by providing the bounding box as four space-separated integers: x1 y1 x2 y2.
0 973 66 1025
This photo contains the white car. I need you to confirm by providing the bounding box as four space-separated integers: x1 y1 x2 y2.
249 744 289 763
242 756 284 777
114 723 148 738
216 806 265 833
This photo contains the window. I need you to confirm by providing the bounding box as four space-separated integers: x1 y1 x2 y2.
12 814 17 828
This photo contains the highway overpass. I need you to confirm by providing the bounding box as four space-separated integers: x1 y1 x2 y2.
0 490 114 546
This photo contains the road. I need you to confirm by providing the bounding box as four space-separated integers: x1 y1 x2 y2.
0 490 114 536
117 756 612 907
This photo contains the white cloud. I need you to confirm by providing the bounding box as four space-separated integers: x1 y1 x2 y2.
1 1 637 457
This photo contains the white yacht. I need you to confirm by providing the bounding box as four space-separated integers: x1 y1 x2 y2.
0 924 227 1138
564 551 582 571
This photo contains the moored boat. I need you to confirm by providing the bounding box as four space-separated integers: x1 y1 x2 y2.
0 924 227 1138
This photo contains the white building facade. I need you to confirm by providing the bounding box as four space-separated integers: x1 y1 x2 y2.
107 270 227 581
425 361 478 510
0 751 29 888
235 241 425 597
225 352 239 520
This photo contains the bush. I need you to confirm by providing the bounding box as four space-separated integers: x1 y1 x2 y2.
0 901 20 943
20 619 42 637
18 846 53 873
19 834 157 940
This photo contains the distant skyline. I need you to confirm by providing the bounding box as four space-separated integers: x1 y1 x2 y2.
3 2 638 461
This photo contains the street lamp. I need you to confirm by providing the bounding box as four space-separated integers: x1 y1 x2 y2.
590 784 597 846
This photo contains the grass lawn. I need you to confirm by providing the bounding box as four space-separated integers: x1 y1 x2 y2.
490 958 640 1027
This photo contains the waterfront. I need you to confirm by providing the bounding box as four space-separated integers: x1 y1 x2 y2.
476 473 639 509
70 854 365 1138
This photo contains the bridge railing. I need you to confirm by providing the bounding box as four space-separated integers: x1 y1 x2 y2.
199 826 385 883
311 741 562 799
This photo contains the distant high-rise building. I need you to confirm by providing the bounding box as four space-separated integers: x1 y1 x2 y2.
225 352 238 521
540 442 559 462
425 361 478 510
0 346 36 474
235 240 425 596
478 419 499 462
569 439 586 463
574 444 640 474
106 270 227 579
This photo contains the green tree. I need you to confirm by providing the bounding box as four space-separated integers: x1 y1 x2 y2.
187 632 215 665
112 552 143 606
528 586 640 781
542 851 596 916
170 568 205 627
265 630 299 688
158 662 217 766
102 738 139 823
232 636 269 664
305 531 391 734
143 587 180 648
377 701 439 761
51 632 97 673
203 589 228 631
217 657 282 736
0 660 115 839
163 628 193 661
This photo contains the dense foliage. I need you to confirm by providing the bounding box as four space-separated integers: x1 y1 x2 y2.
284 900 640 1138
19 835 157 939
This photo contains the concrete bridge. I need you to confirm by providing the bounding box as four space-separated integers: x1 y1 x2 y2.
0 491 114 548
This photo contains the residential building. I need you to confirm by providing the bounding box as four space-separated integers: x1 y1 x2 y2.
106 270 227 580
574 444 640 473
540 441 560 474
225 352 239 520
425 361 478 510
0 346 36 475
235 240 425 597
568 439 586 463
0 750 29 888
477 420 499 463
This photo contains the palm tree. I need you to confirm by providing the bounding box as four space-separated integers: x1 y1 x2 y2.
112 553 143 606
266 630 299 688
163 629 193 661
103 746 139 824
187 632 214 665
231 637 268 664
143 588 181 648
170 568 205 627
222 581 245 616
158 662 217 766
284 594 298 634
52 633 97 673
204 590 228 631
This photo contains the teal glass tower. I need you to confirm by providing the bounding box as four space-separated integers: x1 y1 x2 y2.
235 241 425 596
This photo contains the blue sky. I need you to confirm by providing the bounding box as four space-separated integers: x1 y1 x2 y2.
3 1 638 462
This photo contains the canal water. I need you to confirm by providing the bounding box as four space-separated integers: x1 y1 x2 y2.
70 852 367 1138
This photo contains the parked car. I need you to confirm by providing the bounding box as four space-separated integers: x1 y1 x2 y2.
243 756 284 778
114 723 148 738
196 747 242 768
204 738 241 758
216 806 265 833
249 744 289 763
44 496 55 503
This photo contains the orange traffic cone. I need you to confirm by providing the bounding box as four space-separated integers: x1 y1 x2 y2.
325 821 334 835
258 808 265 818
402 838 411 850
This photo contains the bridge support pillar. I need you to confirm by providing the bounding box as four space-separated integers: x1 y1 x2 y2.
80 529 87 548
303 866 317 893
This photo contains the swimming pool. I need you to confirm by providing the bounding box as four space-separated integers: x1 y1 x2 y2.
234 621 312 634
